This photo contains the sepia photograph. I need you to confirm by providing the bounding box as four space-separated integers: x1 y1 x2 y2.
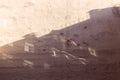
0 0 119 80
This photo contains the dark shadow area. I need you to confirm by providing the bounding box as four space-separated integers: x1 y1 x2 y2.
0 6 120 80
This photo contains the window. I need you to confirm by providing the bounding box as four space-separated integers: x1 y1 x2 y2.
24 42 34 53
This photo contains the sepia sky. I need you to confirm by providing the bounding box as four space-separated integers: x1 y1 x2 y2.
0 0 119 46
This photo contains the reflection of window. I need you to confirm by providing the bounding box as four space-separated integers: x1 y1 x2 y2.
23 60 34 68
24 42 34 53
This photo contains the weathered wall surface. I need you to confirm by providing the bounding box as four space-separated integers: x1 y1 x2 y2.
0 0 120 68
0 0 119 48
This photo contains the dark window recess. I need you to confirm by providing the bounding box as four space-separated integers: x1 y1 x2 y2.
38 40 41 42
69 38 73 41
60 32 64 36
66 39 72 47
77 43 80 46
43 49 46 51
82 41 89 46
73 34 79 37
84 26 88 29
